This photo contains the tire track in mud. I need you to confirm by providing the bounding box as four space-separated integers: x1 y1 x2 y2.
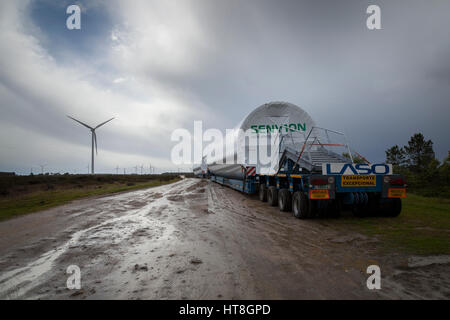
205 183 369 299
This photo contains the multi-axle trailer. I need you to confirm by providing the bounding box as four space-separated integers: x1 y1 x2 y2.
202 102 406 218
208 126 407 219
210 165 406 219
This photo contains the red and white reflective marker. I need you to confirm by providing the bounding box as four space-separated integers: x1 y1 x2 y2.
246 166 256 176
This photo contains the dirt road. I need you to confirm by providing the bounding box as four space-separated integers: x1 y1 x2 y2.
0 178 448 299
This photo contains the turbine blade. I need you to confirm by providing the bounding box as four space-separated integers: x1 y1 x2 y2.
94 131 98 155
95 117 115 129
67 116 93 130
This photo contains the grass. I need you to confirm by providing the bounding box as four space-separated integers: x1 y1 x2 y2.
329 194 450 255
0 176 181 221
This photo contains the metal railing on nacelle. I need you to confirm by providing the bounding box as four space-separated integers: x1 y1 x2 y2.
291 126 353 172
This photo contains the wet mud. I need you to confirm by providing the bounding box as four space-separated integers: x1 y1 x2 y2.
0 179 448 299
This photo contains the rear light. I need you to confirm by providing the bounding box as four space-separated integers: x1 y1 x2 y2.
389 177 405 186
311 178 328 185
328 177 335 184
384 176 406 186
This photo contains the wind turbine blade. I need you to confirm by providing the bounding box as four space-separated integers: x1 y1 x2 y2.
95 117 115 129
67 116 93 130
94 131 98 155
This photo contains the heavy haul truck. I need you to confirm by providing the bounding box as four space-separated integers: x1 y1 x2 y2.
202 102 406 218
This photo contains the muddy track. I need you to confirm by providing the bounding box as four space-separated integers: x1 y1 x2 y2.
0 179 448 299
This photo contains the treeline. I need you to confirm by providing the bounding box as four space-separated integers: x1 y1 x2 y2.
385 133 450 198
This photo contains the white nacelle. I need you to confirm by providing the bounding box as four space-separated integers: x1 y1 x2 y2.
206 101 317 179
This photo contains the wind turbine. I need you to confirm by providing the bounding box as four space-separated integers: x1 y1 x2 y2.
39 164 47 175
67 116 114 174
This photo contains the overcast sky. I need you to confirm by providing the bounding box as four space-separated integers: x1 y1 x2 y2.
0 0 449 174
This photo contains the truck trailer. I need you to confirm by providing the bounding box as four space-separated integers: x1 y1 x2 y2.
205 102 406 218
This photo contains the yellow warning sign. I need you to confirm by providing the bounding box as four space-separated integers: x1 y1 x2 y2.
341 175 376 187
310 189 330 199
388 188 406 198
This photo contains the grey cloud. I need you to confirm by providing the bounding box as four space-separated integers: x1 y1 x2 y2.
1 0 449 174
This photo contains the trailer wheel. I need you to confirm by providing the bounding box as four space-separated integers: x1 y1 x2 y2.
385 199 402 217
259 184 267 202
308 199 318 218
267 186 278 207
367 194 381 216
292 192 309 219
278 189 292 212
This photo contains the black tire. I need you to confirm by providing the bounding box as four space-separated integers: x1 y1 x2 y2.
267 186 278 207
292 192 309 219
367 194 381 217
350 193 366 217
278 189 292 212
308 198 318 218
386 199 402 217
259 184 267 202
316 200 328 218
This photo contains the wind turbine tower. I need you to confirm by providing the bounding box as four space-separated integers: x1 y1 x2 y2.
67 116 114 174
39 164 47 175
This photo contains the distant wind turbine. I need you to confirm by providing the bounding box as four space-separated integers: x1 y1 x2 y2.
67 116 114 174
39 164 47 175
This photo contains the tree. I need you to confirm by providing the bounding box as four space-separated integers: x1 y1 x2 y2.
404 133 435 172
438 151 450 185
423 158 440 181
385 145 407 166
